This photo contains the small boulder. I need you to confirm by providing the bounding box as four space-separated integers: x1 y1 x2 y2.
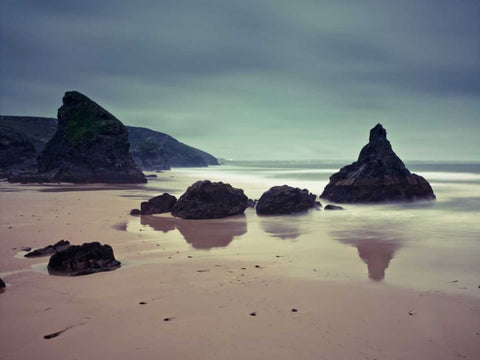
256 185 317 215
141 193 177 215
25 240 71 258
0 278 5 289
324 204 345 210
171 180 248 219
47 242 121 276
130 208 141 215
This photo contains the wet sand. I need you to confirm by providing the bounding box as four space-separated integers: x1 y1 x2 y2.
0 177 479 360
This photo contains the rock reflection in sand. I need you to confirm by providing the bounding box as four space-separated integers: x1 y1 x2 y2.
260 220 301 240
137 215 247 250
332 229 402 281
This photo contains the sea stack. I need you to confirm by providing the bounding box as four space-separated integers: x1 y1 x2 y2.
320 124 435 203
38 91 146 183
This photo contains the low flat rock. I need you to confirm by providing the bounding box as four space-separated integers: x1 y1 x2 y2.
324 204 345 210
320 124 435 203
25 240 71 258
47 242 121 276
171 180 248 219
256 185 318 215
141 193 177 215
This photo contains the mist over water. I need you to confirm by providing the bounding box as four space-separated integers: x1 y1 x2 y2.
133 161 480 295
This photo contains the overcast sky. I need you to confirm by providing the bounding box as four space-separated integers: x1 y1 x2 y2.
1 0 479 161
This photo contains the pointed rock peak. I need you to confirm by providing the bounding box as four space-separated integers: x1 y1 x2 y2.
62 91 90 106
369 123 387 142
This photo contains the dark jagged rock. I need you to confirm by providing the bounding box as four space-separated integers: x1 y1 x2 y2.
24 240 71 258
47 242 121 276
36 91 146 183
321 124 436 203
247 199 257 208
324 204 345 210
256 185 318 215
171 180 248 219
0 278 5 289
140 193 177 215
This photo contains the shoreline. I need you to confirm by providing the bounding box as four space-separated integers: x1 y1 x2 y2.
1 175 479 359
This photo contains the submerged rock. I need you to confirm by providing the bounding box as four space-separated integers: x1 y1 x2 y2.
130 208 141 215
256 185 318 215
37 91 146 183
171 180 248 219
320 124 435 203
324 204 345 210
47 242 121 276
25 240 71 258
140 193 177 215
0 278 5 289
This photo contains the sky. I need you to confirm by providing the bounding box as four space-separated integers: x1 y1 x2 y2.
1 0 479 161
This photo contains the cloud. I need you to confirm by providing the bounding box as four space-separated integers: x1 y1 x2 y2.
1 0 479 160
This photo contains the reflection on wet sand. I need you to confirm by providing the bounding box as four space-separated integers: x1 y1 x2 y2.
138 215 247 250
332 230 402 281
260 218 302 240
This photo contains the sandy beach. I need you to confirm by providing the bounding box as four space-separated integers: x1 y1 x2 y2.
1 172 479 360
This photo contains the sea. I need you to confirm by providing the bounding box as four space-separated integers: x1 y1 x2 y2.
129 160 480 296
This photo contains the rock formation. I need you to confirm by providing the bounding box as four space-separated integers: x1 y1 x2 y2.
171 180 248 219
37 91 146 183
256 185 318 215
0 115 219 171
140 193 177 215
24 240 71 258
0 277 5 289
321 124 435 203
47 242 121 276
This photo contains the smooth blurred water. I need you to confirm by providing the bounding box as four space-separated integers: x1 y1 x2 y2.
133 161 480 295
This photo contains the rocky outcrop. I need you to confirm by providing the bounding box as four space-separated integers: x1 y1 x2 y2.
0 116 219 171
37 91 146 183
140 193 177 215
171 180 248 219
256 185 318 215
320 124 436 203
47 242 121 276
24 240 71 258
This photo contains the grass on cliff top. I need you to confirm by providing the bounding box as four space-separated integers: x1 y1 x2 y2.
64 109 113 144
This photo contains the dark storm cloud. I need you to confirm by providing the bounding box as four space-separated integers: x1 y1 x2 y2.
1 0 479 160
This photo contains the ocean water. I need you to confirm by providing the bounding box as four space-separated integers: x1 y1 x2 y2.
131 160 480 296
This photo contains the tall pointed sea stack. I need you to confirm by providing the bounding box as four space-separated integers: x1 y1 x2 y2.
38 91 146 183
320 124 435 203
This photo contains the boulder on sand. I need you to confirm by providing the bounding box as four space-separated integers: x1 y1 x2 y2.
140 193 177 215
37 91 146 183
171 180 248 219
320 124 435 203
256 185 318 215
47 242 121 276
